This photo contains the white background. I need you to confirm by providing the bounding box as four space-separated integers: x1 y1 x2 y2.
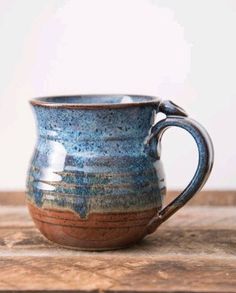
0 0 235 190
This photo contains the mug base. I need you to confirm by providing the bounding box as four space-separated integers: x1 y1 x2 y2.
54 241 138 251
27 201 157 250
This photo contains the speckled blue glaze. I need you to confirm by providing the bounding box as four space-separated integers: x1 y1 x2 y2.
27 96 214 231
27 97 165 218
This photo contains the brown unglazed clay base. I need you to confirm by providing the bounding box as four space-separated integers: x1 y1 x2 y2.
27 202 158 250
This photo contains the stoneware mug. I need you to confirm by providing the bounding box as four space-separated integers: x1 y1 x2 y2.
26 95 214 250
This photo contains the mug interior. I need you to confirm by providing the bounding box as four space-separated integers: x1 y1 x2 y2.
30 95 160 108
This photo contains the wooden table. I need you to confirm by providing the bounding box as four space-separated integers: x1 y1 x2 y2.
0 191 235 292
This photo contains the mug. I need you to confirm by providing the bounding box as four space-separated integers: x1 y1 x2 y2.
26 95 214 250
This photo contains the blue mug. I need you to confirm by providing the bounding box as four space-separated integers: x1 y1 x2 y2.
26 95 214 250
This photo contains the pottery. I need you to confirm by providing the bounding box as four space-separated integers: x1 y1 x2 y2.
26 95 214 250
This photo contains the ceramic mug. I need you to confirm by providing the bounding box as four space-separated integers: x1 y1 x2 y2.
26 95 214 250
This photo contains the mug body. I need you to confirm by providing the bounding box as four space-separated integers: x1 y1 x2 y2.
26 95 166 250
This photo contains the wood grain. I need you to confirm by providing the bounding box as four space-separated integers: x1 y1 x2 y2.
0 190 235 292
0 256 235 292
0 226 235 256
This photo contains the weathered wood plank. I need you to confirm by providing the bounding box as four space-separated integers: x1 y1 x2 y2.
0 226 235 257
0 191 25 206
1 191 236 206
0 195 235 292
0 256 235 292
0 206 31 228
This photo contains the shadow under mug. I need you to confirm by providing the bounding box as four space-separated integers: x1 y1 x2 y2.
26 95 214 250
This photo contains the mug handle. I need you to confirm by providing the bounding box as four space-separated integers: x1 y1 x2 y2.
146 100 214 234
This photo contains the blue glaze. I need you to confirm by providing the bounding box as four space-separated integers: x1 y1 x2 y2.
27 96 213 228
27 96 165 218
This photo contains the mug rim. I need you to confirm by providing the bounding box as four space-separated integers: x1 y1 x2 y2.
30 94 160 109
